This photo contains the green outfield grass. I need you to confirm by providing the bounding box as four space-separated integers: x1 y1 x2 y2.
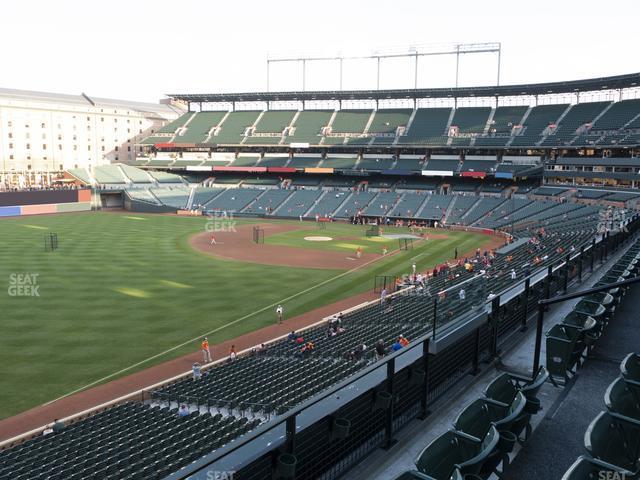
0 212 493 419
265 223 422 254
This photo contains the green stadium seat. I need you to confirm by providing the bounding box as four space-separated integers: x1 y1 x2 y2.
605 377 640 421
584 411 640 474
414 427 499 479
561 455 635 480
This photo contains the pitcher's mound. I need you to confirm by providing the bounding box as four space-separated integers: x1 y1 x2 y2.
304 236 333 242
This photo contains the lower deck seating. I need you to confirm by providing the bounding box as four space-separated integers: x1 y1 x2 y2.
243 189 292 215
203 188 263 212
277 189 323 217
0 403 260 480
150 187 190 209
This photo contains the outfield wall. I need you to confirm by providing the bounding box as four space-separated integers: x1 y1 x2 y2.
0 189 92 217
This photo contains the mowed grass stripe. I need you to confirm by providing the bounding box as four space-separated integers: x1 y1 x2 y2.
0 213 493 419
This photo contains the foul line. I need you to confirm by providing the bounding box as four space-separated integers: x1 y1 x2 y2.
44 246 406 405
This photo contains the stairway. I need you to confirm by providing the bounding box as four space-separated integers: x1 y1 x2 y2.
459 197 483 222
362 110 376 134
240 189 269 213
443 196 458 224
170 112 196 142
204 111 230 143
186 187 196 210
537 104 573 146
569 102 614 145
415 195 433 218
303 191 329 217
331 192 355 217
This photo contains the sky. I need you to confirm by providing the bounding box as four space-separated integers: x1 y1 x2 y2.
1 0 639 104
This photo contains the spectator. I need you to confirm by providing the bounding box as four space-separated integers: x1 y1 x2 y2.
458 288 466 301
276 304 284 324
52 419 65 433
399 335 409 347
510 269 517 280
178 405 190 417
229 345 237 361
375 340 385 359
288 331 297 342
391 341 403 351
43 424 54 436
201 337 212 363
296 335 305 344
380 288 387 305
192 362 202 381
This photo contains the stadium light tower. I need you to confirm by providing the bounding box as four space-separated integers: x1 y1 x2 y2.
266 42 502 92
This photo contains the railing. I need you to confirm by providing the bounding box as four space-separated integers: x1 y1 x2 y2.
165 215 640 479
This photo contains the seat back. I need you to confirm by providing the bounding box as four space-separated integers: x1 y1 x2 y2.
561 455 632 480
453 399 493 440
585 411 640 472
457 425 499 476
484 374 517 405
414 431 463 480
621 353 640 382
605 377 640 421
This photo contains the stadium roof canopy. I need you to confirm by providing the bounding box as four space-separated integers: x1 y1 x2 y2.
169 72 640 104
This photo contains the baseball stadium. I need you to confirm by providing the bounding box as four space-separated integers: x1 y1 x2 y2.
2 9 640 480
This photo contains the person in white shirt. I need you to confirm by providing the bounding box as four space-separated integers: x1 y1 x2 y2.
510 269 517 280
459 289 466 300
276 305 284 324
